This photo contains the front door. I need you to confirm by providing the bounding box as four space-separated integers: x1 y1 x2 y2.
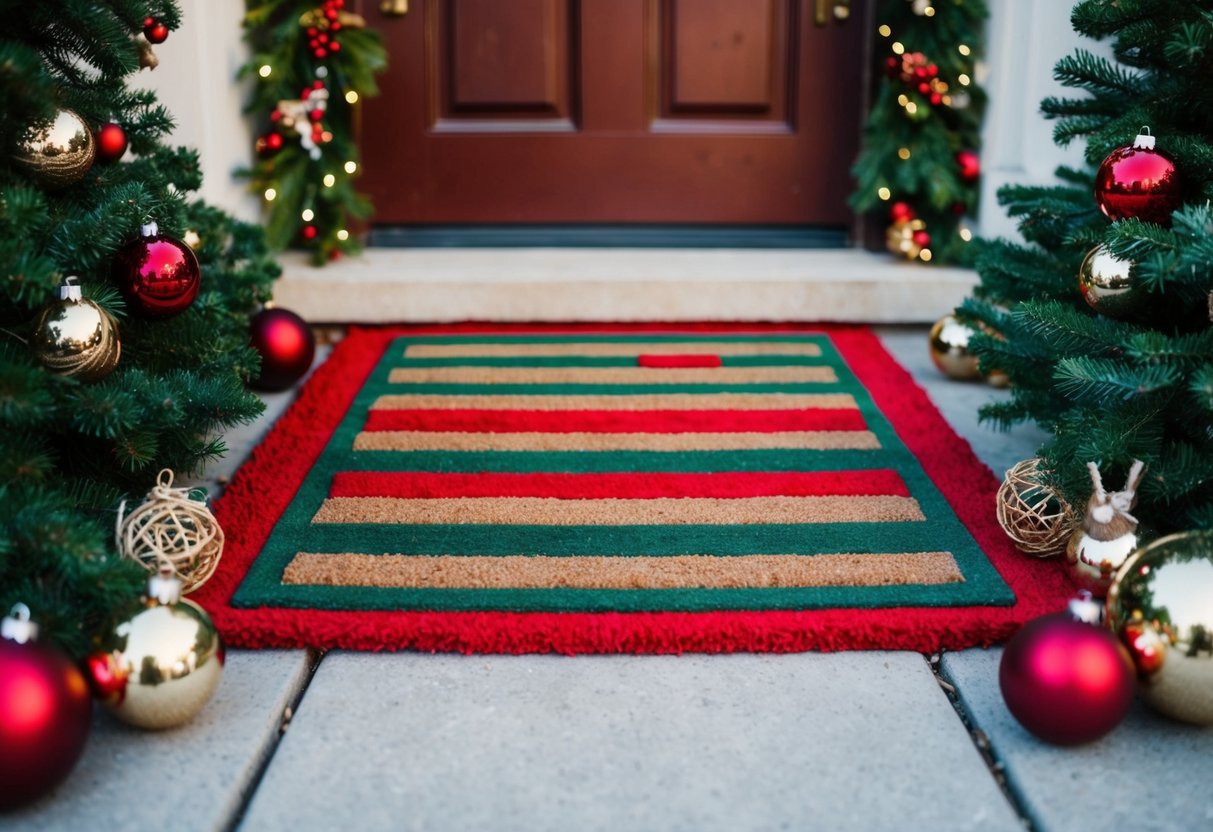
359 0 865 225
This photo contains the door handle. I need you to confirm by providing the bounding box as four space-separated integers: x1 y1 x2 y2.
815 0 850 26
380 0 408 17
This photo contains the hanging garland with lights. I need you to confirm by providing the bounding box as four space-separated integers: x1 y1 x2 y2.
241 0 387 263
850 0 987 265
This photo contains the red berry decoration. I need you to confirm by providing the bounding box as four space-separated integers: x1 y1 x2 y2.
911 229 931 248
956 150 981 183
249 307 316 391
999 599 1135 746
111 222 201 318
95 122 128 164
889 201 915 223
143 17 169 44
1094 128 1182 225
0 604 92 809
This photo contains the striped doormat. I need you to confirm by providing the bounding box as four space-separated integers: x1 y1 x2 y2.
197 325 1072 653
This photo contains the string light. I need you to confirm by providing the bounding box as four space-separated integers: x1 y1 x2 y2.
892 41 905 55
264 188 277 201
323 174 336 187
920 249 933 262
345 91 359 104
923 6 935 16
878 24 891 37
343 161 357 174
959 228 973 242
897 94 909 106
958 44 971 56
898 147 911 160
258 64 272 78
337 229 350 241
959 73 971 86
877 187 891 200
905 102 918 115
301 208 314 222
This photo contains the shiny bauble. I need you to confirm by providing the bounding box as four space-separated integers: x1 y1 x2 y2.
95 122 128 164
249 307 316 391
0 605 92 809
12 109 96 188
98 570 224 730
1107 530 1213 725
1078 245 1147 319
999 612 1135 745
928 314 981 380
143 17 170 44
956 149 980 183
1066 525 1139 598
31 278 121 381
889 201 915 223
1094 131 1182 225
111 222 201 318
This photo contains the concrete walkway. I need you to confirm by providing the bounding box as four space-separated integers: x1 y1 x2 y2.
4 328 1210 832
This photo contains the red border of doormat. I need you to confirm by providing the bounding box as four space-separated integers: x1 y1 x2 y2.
194 324 1073 654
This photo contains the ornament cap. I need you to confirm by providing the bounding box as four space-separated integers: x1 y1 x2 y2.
1066 590 1104 626
147 563 183 606
2 603 40 644
58 276 83 302
1133 127 1156 151
140 222 159 238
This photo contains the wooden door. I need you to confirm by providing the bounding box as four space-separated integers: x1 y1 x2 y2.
359 0 865 225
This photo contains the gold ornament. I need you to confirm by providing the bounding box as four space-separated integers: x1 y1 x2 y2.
1078 245 1146 319
117 469 224 594
96 566 224 730
1066 460 1144 597
886 217 927 260
138 39 159 70
31 277 120 381
996 458 1077 557
1108 530 1213 726
928 314 982 380
12 109 96 188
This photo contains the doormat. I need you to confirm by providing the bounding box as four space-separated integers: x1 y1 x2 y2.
194 325 1073 653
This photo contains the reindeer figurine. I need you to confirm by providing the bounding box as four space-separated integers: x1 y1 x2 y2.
1065 459 1145 597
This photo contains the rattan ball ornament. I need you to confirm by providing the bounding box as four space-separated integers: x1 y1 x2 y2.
116 469 223 593
996 458 1077 557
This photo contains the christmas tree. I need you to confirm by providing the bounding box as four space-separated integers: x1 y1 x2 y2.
0 1 278 656
850 0 987 264
961 0 1213 531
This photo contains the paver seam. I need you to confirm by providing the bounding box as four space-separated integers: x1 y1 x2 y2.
224 648 326 832
929 651 1035 832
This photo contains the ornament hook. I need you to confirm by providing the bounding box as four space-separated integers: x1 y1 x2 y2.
2 603 39 643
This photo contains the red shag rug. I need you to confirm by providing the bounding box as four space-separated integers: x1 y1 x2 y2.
192 324 1073 653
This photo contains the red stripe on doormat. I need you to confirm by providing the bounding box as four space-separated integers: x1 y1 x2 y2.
362 408 868 434
637 354 723 368
328 470 909 499
198 324 1074 654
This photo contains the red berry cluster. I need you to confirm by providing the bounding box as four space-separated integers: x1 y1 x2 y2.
143 16 169 44
307 0 346 60
302 81 332 148
884 51 950 106
889 202 931 248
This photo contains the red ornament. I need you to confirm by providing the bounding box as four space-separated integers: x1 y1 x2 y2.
143 17 169 44
912 230 931 248
257 132 285 156
0 605 92 809
999 610 1135 745
956 150 981 183
249 307 316 391
889 201 915 223
95 122 128 164
83 651 128 701
111 222 201 318
301 224 319 240
1094 129 1182 225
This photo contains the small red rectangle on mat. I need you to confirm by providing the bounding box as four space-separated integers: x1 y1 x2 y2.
328 470 910 499
637 354 723 368
363 408 867 434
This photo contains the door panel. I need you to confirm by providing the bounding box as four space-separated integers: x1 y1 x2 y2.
360 0 865 224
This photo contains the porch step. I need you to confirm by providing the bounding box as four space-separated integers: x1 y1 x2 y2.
272 248 977 323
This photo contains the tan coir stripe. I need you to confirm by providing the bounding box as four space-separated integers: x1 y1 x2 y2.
372 393 857 411
387 366 838 385
404 341 824 358
282 552 963 589
353 430 880 452
312 495 925 525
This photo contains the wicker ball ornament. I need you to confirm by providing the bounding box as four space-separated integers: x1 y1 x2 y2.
996 458 1077 557
116 469 223 593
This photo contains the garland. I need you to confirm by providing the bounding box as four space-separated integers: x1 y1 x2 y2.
850 0 988 265
241 0 387 264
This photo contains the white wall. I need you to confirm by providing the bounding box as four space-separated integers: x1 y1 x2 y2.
136 0 261 222
977 0 1110 240
147 0 1097 242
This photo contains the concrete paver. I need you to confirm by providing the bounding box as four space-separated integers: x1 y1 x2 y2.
242 652 1023 832
2 651 311 832
942 649 1213 832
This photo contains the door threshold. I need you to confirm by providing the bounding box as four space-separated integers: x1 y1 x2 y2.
272 247 977 324
367 225 849 249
